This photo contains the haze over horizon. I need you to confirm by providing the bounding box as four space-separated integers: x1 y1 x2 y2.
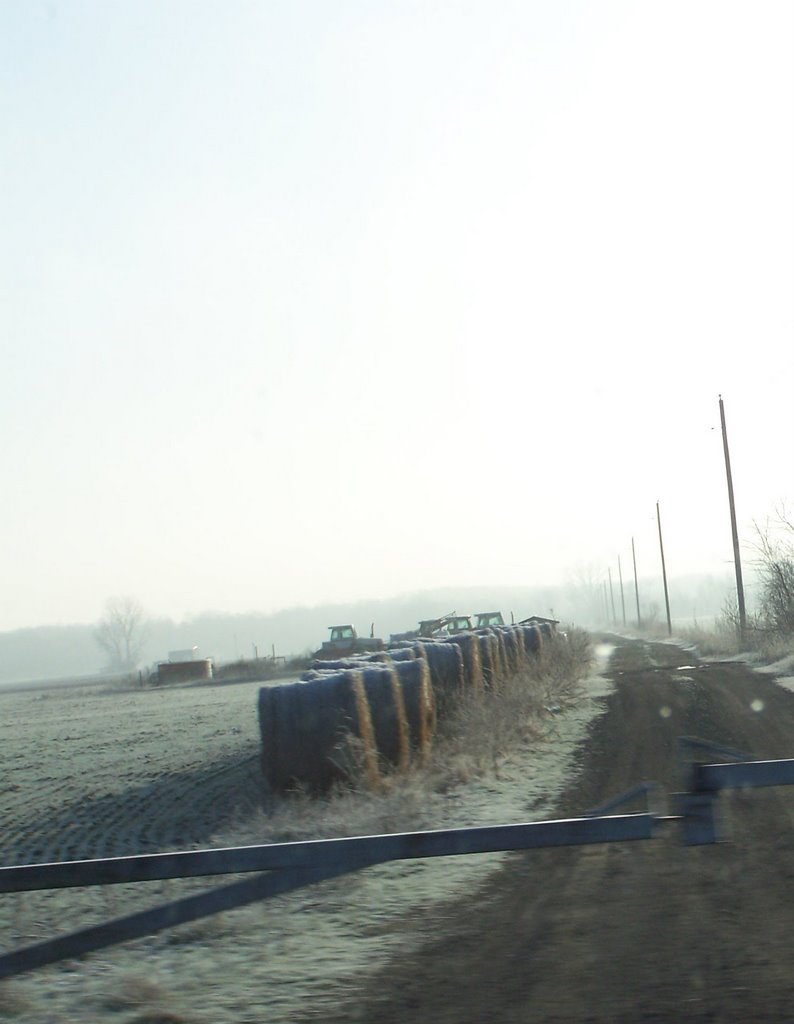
2 1 792 634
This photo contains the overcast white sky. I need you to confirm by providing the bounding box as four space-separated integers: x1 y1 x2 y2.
1 0 792 631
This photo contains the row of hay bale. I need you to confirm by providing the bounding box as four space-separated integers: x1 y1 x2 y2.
257 621 554 795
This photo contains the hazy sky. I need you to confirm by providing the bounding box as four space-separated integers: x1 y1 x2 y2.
2 0 792 632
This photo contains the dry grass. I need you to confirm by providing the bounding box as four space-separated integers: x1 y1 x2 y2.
755 633 794 663
225 629 592 847
676 620 746 658
677 616 794 664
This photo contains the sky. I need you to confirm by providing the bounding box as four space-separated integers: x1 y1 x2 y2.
1 0 792 632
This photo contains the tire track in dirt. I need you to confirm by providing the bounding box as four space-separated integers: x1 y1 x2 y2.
333 637 794 1024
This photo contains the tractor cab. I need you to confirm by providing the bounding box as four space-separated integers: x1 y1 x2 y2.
475 611 505 629
314 624 384 660
446 614 474 633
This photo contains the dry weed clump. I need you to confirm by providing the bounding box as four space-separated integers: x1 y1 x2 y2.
99 973 172 1012
229 628 592 848
95 973 204 1024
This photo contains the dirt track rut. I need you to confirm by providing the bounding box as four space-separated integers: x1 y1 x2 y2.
336 636 794 1024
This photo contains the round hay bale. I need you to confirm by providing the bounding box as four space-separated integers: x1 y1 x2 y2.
500 627 521 677
394 658 436 759
509 626 528 672
300 668 340 681
258 686 278 789
309 655 383 672
385 647 417 662
261 681 323 793
490 629 507 681
257 671 380 794
415 640 465 716
478 633 497 690
361 665 410 771
345 669 381 789
443 633 483 692
294 679 337 786
521 624 543 655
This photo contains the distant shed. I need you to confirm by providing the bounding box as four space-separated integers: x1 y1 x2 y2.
518 616 560 630
156 647 213 685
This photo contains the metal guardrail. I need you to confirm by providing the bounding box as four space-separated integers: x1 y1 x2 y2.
0 813 655 980
0 815 657 894
693 759 794 793
3 741 794 981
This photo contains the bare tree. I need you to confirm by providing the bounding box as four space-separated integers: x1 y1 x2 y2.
752 507 794 638
95 596 151 671
564 562 606 626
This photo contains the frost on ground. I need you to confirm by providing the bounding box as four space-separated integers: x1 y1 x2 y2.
752 652 794 692
0 637 614 1024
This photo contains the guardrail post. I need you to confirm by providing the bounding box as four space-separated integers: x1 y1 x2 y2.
672 790 720 846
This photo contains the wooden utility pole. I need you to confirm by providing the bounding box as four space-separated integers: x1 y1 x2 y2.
608 568 617 626
719 395 747 644
656 501 672 636
632 537 642 628
618 556 627 627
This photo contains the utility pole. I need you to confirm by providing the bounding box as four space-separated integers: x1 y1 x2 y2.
719 395 747 644
608 568 617 627
656 501 672 636
618 556 627 627
632 537 642 628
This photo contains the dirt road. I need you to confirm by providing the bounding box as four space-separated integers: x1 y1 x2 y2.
335 636 794 1024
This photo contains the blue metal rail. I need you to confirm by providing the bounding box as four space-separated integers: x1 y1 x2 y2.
693 758 794 793
0 813 655 980
0 813 657 895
